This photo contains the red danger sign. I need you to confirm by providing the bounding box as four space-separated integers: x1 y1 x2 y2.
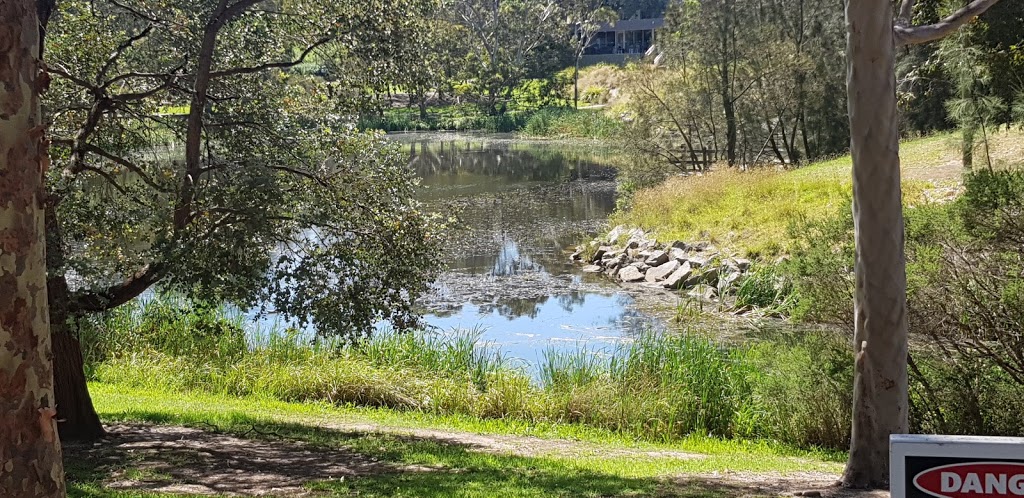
914 463 1024 498
892 435 1024 498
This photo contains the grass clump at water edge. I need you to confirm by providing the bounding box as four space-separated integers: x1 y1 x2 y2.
82 296 856 452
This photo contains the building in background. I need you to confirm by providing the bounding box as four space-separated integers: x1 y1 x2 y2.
581 18 664 66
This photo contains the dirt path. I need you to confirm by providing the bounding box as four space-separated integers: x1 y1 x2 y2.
62 422 878 498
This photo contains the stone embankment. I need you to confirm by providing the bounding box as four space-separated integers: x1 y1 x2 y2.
571 225 751 301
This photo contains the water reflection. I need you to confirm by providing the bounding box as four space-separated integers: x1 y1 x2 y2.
425 292 661 367
402 134 618 278
388 133 664 365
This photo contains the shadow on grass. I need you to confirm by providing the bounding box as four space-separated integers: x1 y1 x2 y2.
64 409 781 497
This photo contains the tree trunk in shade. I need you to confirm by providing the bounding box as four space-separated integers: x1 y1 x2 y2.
842 0 908 489
0 0 67 495
45 207 106 441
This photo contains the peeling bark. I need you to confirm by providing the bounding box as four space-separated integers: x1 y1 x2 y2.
0 0 67 495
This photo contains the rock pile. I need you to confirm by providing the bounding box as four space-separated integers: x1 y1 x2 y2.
571 225 751 300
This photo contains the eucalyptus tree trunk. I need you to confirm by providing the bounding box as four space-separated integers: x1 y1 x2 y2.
0 0 67 495
843 1 909 488
842 0 1002 488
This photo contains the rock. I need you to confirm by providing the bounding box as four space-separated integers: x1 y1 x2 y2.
733 258 752 272
720 271 742 292
582 265 603 273
688 256 708 268
637 250 654 260
570 248 583 261
606 225 627 245
591 246 611 263
691 241 711 252
669 247 687 263
669 240 688 250
605 267 619 278
618 266 645 282
688 284 717 300
645 260 680 282
641 282 666 289
701 267 720 286
662 263 693 289
629 261 650 272
645 250 670 266
601 249 620 260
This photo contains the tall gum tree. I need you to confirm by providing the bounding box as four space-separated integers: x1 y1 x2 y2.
844 0 1002 489
0 0 67 496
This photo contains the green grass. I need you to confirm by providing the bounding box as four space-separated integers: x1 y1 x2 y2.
65 383 842 497
613 134 965 256
520 108 623 139
82 295 859 451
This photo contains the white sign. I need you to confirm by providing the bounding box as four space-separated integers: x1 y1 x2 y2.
892 435 1024 498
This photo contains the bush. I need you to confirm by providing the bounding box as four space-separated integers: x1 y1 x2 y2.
581 86 610 104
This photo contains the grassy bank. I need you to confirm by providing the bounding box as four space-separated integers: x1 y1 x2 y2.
613 132 1024 256
81 297 856 450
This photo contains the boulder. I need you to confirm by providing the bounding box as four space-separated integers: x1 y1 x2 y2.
618 266 645 282
691 241 711 252
645 260 680 282
629 261 650 271
688 255 708 268
605 267 620 278
645 250 670 266
581 265 603 273
662 262 693 289
700 267 720 287
669 240 688 250
669 247 687 263
688 284 718 300
591 246 611 263
601 249 621 260
721 271 743 290
733 258 752 272
570 248 583 261
606 225 627 245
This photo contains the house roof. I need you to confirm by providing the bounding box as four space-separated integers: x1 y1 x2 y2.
598 17 665 32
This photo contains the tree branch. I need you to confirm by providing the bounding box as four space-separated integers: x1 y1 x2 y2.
895 0 1001 46
210 36 332 78
897 0 915 26
98 24 154 82
70 265 163 313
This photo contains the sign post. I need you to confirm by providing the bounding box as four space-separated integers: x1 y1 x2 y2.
892 435 1024 498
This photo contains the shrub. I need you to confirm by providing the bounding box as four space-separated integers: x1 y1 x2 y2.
581 85 610 104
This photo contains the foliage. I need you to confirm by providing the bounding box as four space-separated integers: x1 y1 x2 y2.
46 0 449 337
521 108 622 139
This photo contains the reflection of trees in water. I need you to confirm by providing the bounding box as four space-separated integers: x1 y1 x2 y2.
479 296 549 320
555 292 587 313
407 140 616 182
490 240 543 277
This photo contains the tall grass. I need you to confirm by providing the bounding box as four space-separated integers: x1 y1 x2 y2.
521 108 622 139
81 296 859 449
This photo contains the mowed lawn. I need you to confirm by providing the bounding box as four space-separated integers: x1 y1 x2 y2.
65 383 844 497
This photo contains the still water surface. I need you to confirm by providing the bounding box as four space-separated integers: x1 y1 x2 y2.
392 132 664 366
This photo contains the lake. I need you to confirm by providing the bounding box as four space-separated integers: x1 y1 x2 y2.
390 132 666 367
